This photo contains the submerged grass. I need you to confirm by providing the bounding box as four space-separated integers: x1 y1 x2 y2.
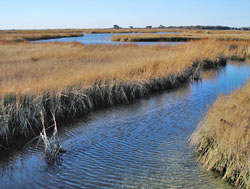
0 39 248 154
38 111 62 164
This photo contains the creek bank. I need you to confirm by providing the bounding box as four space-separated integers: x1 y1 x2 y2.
113 36 200 42
26 33 84 41
0 57 226 152
191 59 250 188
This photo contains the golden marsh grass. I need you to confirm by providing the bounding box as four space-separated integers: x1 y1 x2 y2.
0 40 231 95
111 31 250 42
0 39 249 157
1 28 249 42
191 81 250 188
0 30 83 42
190 39 250 188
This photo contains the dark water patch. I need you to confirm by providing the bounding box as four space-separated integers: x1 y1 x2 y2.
1 61 249 188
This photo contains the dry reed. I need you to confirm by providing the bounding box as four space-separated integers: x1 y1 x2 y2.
38 111 62 164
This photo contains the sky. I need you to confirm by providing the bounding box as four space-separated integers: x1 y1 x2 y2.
0 0 250 29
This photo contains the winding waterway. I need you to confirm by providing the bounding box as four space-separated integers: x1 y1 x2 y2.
1 61 250 188
33 32 184 46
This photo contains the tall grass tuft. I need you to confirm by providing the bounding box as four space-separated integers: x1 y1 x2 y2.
39 111 62 165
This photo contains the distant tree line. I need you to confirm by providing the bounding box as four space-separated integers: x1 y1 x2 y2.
166 25 250 30
113 24 250 30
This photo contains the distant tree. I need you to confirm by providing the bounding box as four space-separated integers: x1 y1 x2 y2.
113 25 120 29
159 25 165 28
130 26 133 29
146 26 152 28
240 27 249 30
152 25 248 31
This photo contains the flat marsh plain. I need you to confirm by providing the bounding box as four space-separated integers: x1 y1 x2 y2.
0 29 84 42
0 40 232 95
0 29 250 187
0 28 183 42
111 30 250 42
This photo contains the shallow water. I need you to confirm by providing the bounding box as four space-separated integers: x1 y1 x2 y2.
1 61 250 188
33 32 184 46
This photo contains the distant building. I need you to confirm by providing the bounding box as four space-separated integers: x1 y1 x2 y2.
113 25 120 29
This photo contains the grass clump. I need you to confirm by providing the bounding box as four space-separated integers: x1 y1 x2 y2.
190 82 250 188
38 112 62 165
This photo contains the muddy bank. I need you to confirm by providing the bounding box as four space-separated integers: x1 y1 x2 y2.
0 57 226 152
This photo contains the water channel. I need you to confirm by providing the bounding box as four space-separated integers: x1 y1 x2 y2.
1 61 250 188
33 32 184 46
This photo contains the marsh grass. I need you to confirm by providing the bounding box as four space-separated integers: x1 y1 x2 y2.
80 28 250 35
1 28 249 42
0 39 248 154
190 82 250 188
0 30 83 42
111 32 250 42
0 40 230 95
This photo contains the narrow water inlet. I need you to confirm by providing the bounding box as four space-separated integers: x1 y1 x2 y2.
1 61 250 188
32 32 185 46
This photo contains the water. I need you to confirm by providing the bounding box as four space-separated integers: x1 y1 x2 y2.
33 32 184 46
1 61 250 188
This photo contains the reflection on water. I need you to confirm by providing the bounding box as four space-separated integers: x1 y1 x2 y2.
202 60 250 82
1 62 250 188
33 32 185 46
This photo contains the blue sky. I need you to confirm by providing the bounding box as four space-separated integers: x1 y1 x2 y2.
0 0 249 29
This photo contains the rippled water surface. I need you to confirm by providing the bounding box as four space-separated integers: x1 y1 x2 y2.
33 32 184 46
1 62 250 188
